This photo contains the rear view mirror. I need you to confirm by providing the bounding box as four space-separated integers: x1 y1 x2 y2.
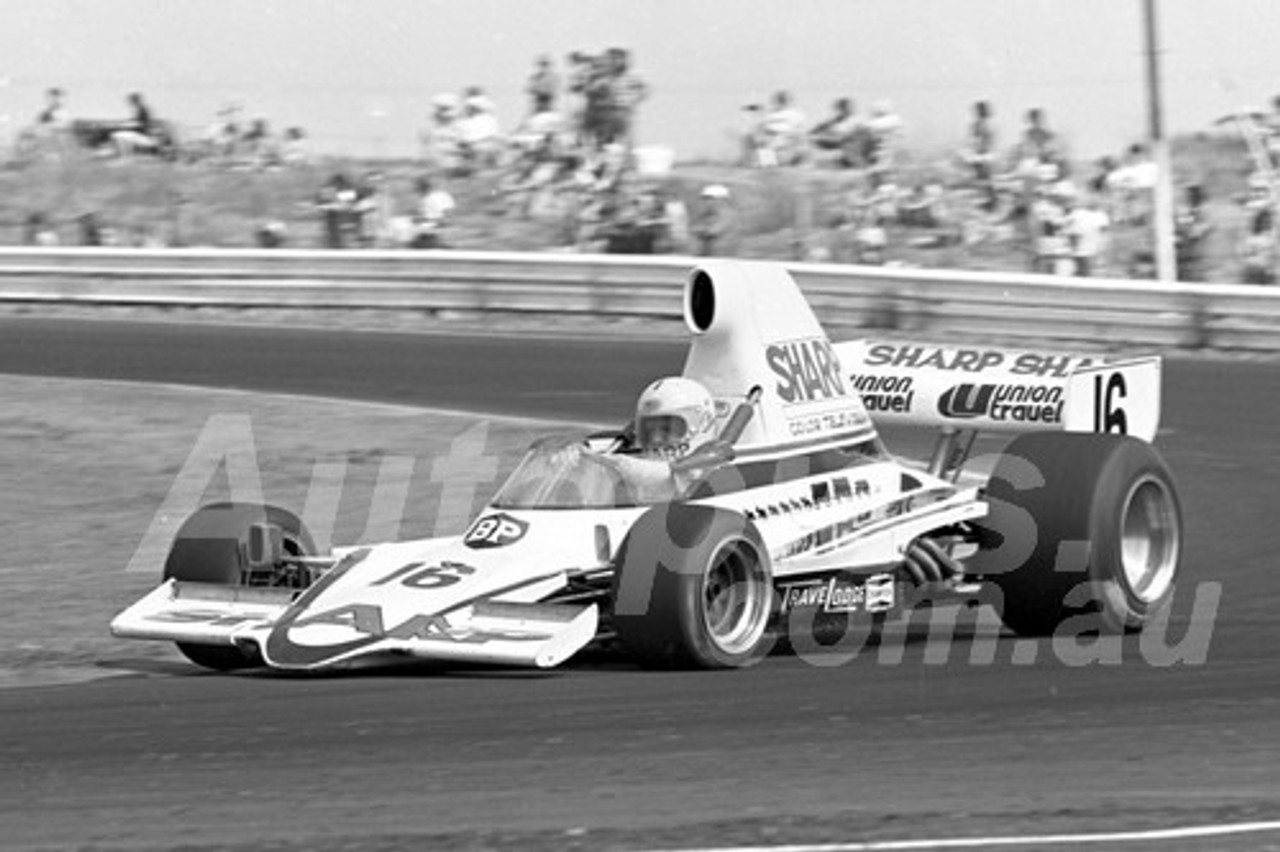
247 522 284 569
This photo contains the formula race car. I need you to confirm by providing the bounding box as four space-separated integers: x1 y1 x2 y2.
111 260 1183 671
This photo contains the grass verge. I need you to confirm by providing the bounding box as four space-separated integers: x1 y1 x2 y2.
0 375 569 685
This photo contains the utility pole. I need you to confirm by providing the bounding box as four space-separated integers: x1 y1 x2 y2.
1143 0 1178 281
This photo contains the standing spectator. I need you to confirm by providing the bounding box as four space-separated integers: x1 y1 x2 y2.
526 55 560 116
853 218 889 265
1105 143 1159 226
691 184 736 256
966 101 997 174
412 176 456 248
564 51 596 147
1087 156 1119 194
1174 184 1213 282
457 88 503 171
598 194 656 254
420 93 463 172
112 92 162 157
634 186 681 253
280 127 310 166
1030 180 1074 274
509 107 567 168
1065 191 1112 277
580 54 613 150
809 97 862 167
1239 207 1276 284
654 185 690 253
1244 171 1274 214
595 47 647 151
353 171 393 247
21 86 73 159
207 102 242 160
23 213 59 246
36 87 70 127
254 220 288 248
77 212 103 246
240 118 276 169
1015 107 1058 165
746 90 807 167
315 173 357 249
963 100 998 209
862 100 904 185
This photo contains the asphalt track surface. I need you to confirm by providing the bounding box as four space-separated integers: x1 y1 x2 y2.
2 316 1279 851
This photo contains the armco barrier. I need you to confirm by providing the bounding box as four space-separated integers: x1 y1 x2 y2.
0 247 1278 352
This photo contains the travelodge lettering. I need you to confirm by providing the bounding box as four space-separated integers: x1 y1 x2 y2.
777 573 896 614
768 338 847 404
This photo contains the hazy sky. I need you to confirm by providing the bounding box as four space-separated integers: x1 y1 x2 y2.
2 0 1278 160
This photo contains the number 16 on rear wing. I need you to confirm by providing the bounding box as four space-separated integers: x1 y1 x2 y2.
1064 358 1161 440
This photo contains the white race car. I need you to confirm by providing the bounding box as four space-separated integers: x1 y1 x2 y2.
111 260 1182 671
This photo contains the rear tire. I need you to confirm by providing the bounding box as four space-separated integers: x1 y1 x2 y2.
163 502 315 671
971 433 1182 636
612 505 774 669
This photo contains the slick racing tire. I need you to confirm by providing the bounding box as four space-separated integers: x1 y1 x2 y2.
611 504 774 669
163 502 316 671
971 433 1182 637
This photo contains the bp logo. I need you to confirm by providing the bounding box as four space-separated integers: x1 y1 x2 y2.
463 513 529 549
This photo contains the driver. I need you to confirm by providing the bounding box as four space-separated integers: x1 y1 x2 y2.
633 376 718 460
545 376 721 504
602 376 720 502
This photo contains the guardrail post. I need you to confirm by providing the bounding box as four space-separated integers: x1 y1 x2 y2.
903 284 929 333
1183 292 1211 350
867 288 901 331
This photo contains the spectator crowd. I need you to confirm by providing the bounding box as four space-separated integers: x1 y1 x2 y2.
6 58 1280 285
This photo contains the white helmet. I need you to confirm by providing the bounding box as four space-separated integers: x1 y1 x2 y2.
635 377 717 460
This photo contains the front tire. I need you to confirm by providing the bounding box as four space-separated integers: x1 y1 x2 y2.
164 502 315 671
612 505 774 669
971 433 1182 636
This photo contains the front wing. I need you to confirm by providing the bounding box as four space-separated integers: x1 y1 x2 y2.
110 579 599 670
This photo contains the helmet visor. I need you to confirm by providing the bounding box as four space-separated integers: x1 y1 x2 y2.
638 414 689 451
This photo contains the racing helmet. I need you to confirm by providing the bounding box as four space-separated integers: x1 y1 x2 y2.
634 376 717 459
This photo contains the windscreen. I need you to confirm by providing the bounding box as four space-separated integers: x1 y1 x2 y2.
491 441 649 509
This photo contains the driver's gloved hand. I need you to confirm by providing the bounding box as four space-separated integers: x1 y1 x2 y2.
672 438 734 472
533 434 587 468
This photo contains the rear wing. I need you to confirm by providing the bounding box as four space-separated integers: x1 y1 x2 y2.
832 340 1161 441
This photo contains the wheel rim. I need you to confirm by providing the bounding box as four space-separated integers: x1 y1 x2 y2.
1120 475 1180 603
701 538 769 656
